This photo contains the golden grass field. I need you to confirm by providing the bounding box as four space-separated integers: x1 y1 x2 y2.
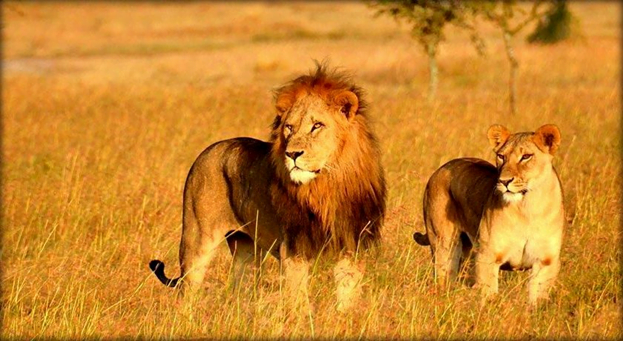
2 1 620 339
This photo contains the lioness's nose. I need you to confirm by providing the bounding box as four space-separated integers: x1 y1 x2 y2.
499 178 514 187
285 150 304 161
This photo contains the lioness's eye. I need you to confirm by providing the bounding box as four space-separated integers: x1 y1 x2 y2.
311 122 324 132
496 154 505 161
284 124 293 134
521 154 533 161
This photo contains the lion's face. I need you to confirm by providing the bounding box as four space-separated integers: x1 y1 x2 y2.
273 88 359 185
280 94 348 184
487 124 561 203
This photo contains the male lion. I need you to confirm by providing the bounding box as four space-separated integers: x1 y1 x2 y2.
414 124 564 305
149 63 386 312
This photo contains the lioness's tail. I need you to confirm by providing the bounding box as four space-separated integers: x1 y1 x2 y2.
413 232 430 246
149 260 180 288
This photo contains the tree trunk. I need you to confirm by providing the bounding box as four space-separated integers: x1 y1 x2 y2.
502 31 518 115
426 41 438 103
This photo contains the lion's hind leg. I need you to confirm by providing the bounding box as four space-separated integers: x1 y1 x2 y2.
178 227 224 296
178 202 235 296
226 231 263 291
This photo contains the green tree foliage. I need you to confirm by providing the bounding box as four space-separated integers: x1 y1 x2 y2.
371 0 484 102
528 0 579 44
372 1 576 115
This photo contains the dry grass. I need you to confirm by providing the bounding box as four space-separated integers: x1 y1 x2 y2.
2 1 620 339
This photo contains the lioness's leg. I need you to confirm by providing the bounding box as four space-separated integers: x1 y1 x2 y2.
474 251 500 299
333 254 364 312
458 233 477 284
424 190 463 288
528 257 560 305
433 231 462 288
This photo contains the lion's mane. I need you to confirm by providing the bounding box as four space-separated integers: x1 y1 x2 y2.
269 63 386 259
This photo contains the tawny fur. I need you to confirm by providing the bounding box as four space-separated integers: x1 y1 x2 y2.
414 124 565 305
149 62 386 309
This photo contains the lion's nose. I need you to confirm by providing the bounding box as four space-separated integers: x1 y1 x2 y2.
499 177 514 187
285 150 304 161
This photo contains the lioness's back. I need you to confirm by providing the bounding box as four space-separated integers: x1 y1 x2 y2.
424 158 498 237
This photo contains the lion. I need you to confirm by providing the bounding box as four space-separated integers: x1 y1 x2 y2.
414 124 565 305
149 63 386 312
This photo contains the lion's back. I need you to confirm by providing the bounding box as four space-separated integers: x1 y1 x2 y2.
188 137 273 182
184 138 282 247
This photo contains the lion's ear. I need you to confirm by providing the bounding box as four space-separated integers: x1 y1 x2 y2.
533 124 561 154
333 90 359 120
487 124 511 150
275 92 295 116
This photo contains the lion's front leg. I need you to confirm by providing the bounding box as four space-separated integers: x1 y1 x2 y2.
280 244 311 316
333 254 364 312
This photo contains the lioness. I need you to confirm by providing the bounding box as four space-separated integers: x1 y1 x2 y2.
149 63 386 312
414 124 564 305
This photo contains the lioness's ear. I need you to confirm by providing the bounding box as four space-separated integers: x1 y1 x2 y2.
487 124 511 150
333 90 359 120
533 124 561 154
275 92 295 116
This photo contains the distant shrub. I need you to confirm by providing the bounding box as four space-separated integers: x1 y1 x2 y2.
528 1 581 44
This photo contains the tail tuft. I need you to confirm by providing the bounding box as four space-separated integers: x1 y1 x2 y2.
149 260 163 272
149 260 179 288
413 232 430 246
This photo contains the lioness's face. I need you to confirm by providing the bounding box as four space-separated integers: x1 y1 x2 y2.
488 124 561 203
279 94 352 184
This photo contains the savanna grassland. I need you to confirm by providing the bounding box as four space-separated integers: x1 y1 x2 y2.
1 1 620 339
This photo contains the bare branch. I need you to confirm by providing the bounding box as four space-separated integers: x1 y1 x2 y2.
510 1 550 35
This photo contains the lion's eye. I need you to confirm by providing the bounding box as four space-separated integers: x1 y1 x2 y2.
311 122 324 132
496 154 505 161
521 154 533 161
284 124 293 134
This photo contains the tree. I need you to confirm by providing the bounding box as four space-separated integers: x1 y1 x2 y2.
476 1 554 115
371 0 483 103
528 0 580 44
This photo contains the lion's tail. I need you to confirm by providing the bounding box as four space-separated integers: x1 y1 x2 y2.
413 232 430 246
149 260 180 288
